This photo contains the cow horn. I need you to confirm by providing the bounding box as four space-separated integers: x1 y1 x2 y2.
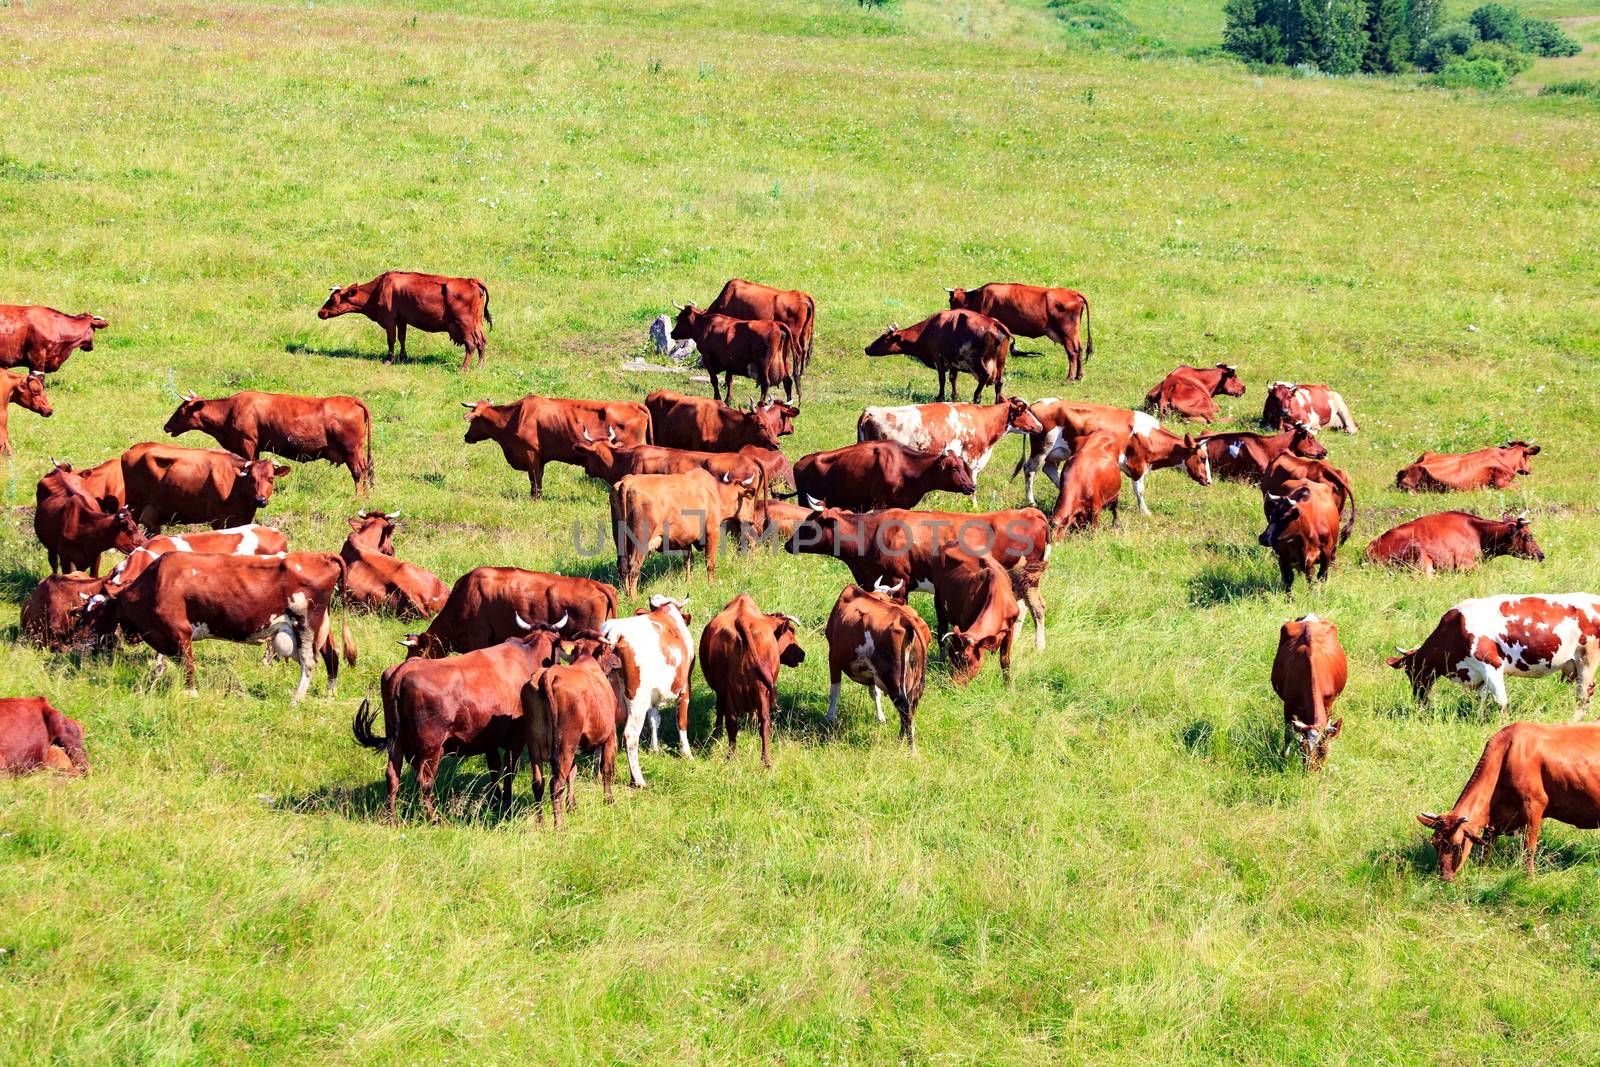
329 286 341 293
387 509 400 520
582 426 593 441
890 321 900 331
1516 510 1528 522
513 612 533 631
1420 811 1439 821
607 426 618 443
741 474 756 486
1394 645 1408 655
553 611 569 629
460 400 477 409
671 301 685 311
721 471 732 483
944 287 955 294
398 635 419 647
79 592 91 600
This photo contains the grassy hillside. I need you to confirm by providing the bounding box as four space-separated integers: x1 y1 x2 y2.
3 0 1600 1061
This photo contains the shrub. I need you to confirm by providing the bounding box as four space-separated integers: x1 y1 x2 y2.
1468 3 1527 48
1433 55 1510 89
1416 21 1479 71
1466 39 1532 76
1522 17 1582 57
1223 0 1289 64
1541 78 1600 98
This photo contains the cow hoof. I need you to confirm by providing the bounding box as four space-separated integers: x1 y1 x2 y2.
628 780 645 790
184 688 199 697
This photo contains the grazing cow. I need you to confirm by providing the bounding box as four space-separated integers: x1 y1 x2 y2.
946 283 1092 380
930 543 1020 684
825 583 931 744
164 390 372 491
699 594 805 767
1388 594 1600 715
600 595 696 787
1395 442 1540 493
109 524 289 589
610 468 761 596
755 500 814 545
0 305 107 373
1262 382 1357 435
0 697 88 776
1143 364 1244 422
401 567 617 658
1418 722 1600 880
865 310 1015 403
86 552 356 702
34 465 145 575
522 639 625 826
1367 512 1544 574
1012 400 1211 514
1201 428 1327 483
572 440 767 502
792 442 976 511
340 511 449 618
706 278 816 387
0 369 51 454
856 397 1043 484
20 572 108 651
1258 481 1344 592
120 443 288 533
786 506 1049 648
671 303 798 403
738 444 794 490
318 271 491 369
1049 431 1123 536
463 394 651 500
352 624 565 824
1261 454 1356 546
1270 615 1347 769
645 390 782 452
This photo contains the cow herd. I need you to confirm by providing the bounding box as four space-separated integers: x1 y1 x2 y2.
0 279 1593 883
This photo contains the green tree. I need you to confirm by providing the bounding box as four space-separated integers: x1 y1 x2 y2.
1469 3 1526 47
1363 0 1411 71
1406 0 1440 50
1293 0 1368 73
1223 0 1289 63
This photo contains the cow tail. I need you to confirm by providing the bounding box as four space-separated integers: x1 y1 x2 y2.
478 280 492 330
801 295 816 377
999 322 1043 358
335 555 358 666
735 614 776 691
1330 468 1357 546
601 581 620 622
352 698 387 750
1082 296 1093 357
362 401 374 488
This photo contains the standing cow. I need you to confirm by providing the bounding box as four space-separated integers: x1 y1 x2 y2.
601 595 696 787
946 283 1092 381
318 271 491 368
400 567 617 658
463 395 651 499
930 543 1020 684
34 465 145 575
1049 431 1123 536
1012 400 1211 515
791 442 976 512
0 697 88 776
824 583 931 745
706 278 816 390
164 390 373 491
856 397 1042 484
121 443 288 533
1258 481 1345 593
699 594 805 767
109 524 289 589
670 303 797 403
609 469 761 596
1270 614 1347 769
0 370 51 454
644 390 783 453
523 639 626 826
0 305 107 373
865 310 1015 403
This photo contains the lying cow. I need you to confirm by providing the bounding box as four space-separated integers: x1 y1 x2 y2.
1270 615 1346 770
1143 364 1244 423
522 638 625 826
120 443 288 533
87 552 356 702
670 302 797 403
401 567 617 658
856 397 1042 484
825 583 931 745
35 464 145 575
0 369 50 454
164 389 373 491
1262 382 1357 435
1388 594 1600 715
865 310 1016 403
319 271 491 368
0 305 107 373
0 697 88 776
20 572 109 651
707 278 816 388
110 523 288 588
791 441 975 511
1367 511 1544 574
1258 481 1344 593
1201 428 1326 483
1013 400 1211 514
645 390 783 453
1418 722 1600 881
931 543 1020 684
600 595 695 787
1395 442 1540 492
609 468 760 596
699 594 805 767
463 394 651 499
1049 431 1122 536
946 283 1092 381
340 511 449 618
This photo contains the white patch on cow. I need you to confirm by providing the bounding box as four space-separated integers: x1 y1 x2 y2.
1226 441 1243 458
169 535 192 553
1037 397 1060 406
1452 594 1600 697
603 602 696 784
850 631 879 688
1130 411 1159 439
237 527 259 555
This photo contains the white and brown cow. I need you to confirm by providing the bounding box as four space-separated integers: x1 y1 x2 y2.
1388 594 1600 715
855 397 1043 487
1012 399 1210 515
108 523 289 588
824 582 932 745
1262 382 1357 435
599 594 695 787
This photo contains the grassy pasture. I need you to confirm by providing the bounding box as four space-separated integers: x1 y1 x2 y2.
2 0 1600 1061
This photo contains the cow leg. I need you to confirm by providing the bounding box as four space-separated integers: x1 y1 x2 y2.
621 700 649 787
397 322 408 362
647 706 661 753
1283 721 1297 759
871 685 885 724
718 693 736 758
1574 643 1599 719
676 686 693 759
971 377 985 405
485 748 505 811
383 324 396 363
1001 628 1014 684
1482 665 1509 713
826 677 842 725
601 734 616 805
180 634 199 695
417 750 442 825
1044 459 1066 491
1132 473 1150 516
550 743 575 828
704 530 719 584
1277 556 1295 595
385 744 403 826
1523 801 1545 875
528 460 544 500
758 696 772 769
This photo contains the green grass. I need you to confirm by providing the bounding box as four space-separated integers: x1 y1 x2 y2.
2 0 1600 1061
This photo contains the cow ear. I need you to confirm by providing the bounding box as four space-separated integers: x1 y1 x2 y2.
348 518 363 531
272 465 290 478
1327 718 1343 738
1291 486 1313 503
1385 654 1406 669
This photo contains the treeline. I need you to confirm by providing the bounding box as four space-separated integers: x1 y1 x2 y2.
1223 0 1580 85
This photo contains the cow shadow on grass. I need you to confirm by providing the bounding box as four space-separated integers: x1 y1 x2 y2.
288 760 539 827
283 341 458 368
0 561 41 603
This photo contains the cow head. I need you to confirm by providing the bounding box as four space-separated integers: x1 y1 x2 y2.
162 391 207 437
348 510 399 555
13 372 52 417
933 451 978 495
945 287 970 310
1216 364 1246 397
669 302 704 342
461 399 499 443
1258 485 1313 547
753 400 800 437
1394 465 1426 492
772 614 806 669
1290 716 1342 771
109 506 147 555
784 507 848 557
1263 382 1298 428
941 628 1001 684
235 458 289 509
399 630 449 659
1178 433 1211 486
1386 645 1438 702
318 283 368 319
46 712 89 777
864 324 906 358
646 594 691 627
1288 427 1327 460
571 435 620 479
1495 513 1545 562
1416 811 1485 882
718 470 763 527
1503 441 1540 475
1004 396 1044 435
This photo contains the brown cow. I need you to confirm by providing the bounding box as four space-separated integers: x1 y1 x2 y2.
600 595 696 786
571 440 767 502
931 542 1020 684
20 572 109 651
522 639 625 826
857 397 1043 485
1200 428 1327 483
34 465 145 575
1143 364 1244 422
1395 442 1540 492
756 500 814 545
86 551 356 701
865 310 1015 403
164 389 372 491
825 583 931 745
45 457 125 509
120 443 288 533
1049 431 1122 536
0 697 88 776
401 567 616 658
1367 512 1544 574
340 511 449 618
1262 382 1357 435
1013 401 1211 514
738 444 794 490
1270 614 1347 769
318 271 491 369
946 283 1092 380
0 305 107 373
463 394 651 499
707 278 816 387
0 370 51 454
353 624 565 824
1418 722 1600 880
1261 454 1356 545
610 469 761 596
1258 481 1345 593
671 303 797 403
791 442 976 511
699 594 805 767
110 524 289 589
645 390 782 453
